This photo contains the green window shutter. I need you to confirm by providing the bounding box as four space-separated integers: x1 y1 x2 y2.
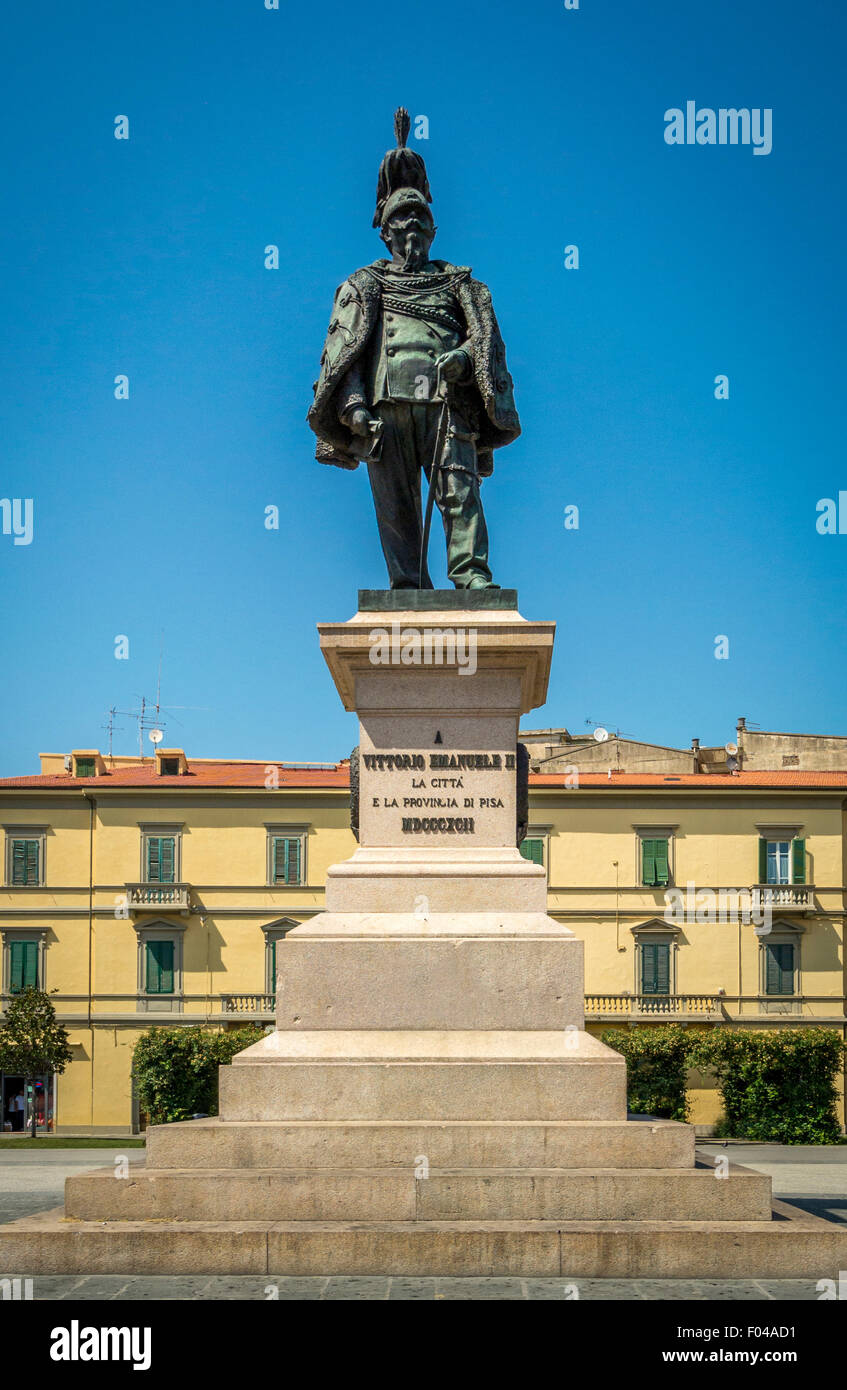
519 838 544 865
791 838 806 884
146 940 175 995
270 938 277 990
274 838 302 884
146 837 175 884
75 758 95 777
654 839 670 887
766 943 794 995
10 940 38 993
160 837 175 884
655 943 670 993
758 838 768 884
642 839 656 886
641 941 670 995
11 839 39 886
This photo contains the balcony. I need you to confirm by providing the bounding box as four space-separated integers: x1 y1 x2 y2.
753 883 814 914
126 882 191 914
584 993 723 1022
222 993 274 1016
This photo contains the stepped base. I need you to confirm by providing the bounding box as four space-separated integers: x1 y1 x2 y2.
145 1116 696 1170
64 1162 772 1223
4 1201 847 1279
222 1030 626 1122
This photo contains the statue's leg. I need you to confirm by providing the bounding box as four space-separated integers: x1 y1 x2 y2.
367 403 433 589
423 408 496 590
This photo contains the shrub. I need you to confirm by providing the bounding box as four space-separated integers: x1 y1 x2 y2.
601 1024 692 1122
690 1028 845 1144
132 1025 265 1126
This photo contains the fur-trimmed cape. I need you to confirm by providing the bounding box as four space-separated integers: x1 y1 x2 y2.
307 260 520 475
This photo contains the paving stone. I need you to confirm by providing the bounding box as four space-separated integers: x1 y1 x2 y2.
388 1277 437 1300
434 1277 525 1300
754 1278 829 1301
256 1278 330 1302
100 1276 221 1301
322 1277 391 1300
633 1279 771 1301
525 1278 603 1300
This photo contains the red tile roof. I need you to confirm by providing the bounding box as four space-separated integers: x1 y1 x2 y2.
0 764 846 791
0 761 351 789
532 771 847 788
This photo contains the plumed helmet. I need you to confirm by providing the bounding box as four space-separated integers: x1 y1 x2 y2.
373 107 432 228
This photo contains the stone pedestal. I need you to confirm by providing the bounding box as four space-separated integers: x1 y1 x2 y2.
3 593 847 1278
228 594 595 1105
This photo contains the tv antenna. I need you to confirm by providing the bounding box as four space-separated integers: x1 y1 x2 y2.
101 707 124 760
111 638 210 758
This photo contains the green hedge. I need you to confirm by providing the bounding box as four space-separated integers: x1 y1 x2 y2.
601 1024 692 1122
132 1025 266 1126
601 1025 845 1142
691 1029 844 1144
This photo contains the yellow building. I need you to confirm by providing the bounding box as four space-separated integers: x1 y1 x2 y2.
1 743 845 1133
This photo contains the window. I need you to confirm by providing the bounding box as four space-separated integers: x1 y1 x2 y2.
145 836 176 883
641 838 670 888
758 838 805 885
764 942 795 995
762 939 795 995
757 920 803 1012
159 758 180 776
262 919 297 995
640 941 670 995
266 829 307 887
145 941 175 995
10 838 40 886
9 939 39 993
74 757 95 778
519 837 544 865
134 919 185 1012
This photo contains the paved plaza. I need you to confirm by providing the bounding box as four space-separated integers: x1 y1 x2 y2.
1 1141 846 1300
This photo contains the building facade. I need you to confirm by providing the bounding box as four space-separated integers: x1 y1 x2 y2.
1 738 845 1133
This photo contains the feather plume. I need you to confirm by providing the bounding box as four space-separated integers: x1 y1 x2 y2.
394 107 411 148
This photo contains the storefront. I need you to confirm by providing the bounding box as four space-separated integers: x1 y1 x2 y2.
1 1074 54 1133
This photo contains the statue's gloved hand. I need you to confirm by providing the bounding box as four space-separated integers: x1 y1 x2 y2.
435 349 471 384
347 407 374 436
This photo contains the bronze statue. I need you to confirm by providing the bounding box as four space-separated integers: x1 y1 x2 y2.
308 110 520 590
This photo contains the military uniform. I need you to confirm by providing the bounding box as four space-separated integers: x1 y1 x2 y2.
335 265 493 589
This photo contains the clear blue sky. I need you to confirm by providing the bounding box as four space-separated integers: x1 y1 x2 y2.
2 0 845 774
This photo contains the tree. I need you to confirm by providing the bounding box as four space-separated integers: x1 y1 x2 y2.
0 989 72 1137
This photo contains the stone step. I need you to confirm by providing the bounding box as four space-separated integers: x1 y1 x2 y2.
3 1200 846 1278
221 1030 626 1122
64 1163 772 1224
145 1116 696 1171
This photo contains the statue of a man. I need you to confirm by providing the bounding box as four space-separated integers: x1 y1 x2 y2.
308 110 520 590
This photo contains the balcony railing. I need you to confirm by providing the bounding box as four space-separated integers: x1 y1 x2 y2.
222 993 275 1015
585 993 723 1020
753 883 814 913
126 882 191 913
